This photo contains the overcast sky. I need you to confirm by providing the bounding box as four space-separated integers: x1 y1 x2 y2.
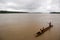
0 0 60 12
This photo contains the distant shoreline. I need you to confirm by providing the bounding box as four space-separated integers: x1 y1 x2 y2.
0 11 60 14
0 11 28 13
50 12 60 14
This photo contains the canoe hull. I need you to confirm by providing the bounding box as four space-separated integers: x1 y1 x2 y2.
35 25 53 37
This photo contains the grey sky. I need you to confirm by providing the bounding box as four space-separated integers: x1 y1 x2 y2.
0 0 60 12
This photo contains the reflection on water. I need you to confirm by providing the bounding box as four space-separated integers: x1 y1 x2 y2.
0 13 60 40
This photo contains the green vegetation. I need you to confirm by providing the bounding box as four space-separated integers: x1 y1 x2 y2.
50 12 60 14
0 11 28 13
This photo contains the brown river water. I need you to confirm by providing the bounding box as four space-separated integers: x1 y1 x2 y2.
0 13 60 40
